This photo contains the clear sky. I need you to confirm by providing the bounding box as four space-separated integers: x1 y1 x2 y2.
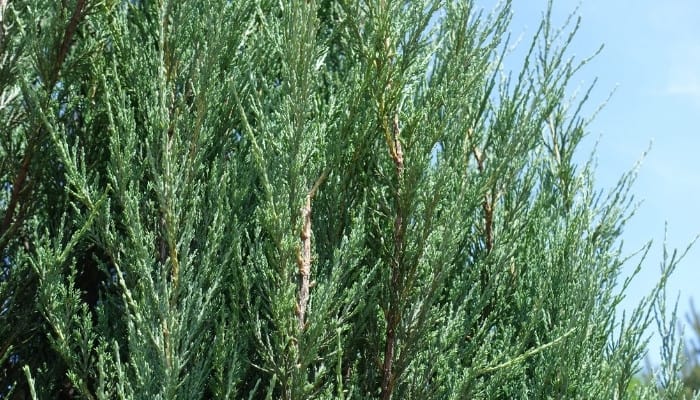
478 0 700 366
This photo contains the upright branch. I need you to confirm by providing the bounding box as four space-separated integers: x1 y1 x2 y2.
0 0 87 252
296 170 328 331
389 113 404 175
0 0 6 42
472 144 499 329
52 0 87 87
472 146 494 252
0 147 32 250
381 112 404 400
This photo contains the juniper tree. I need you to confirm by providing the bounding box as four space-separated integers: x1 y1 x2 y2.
0 0 691 398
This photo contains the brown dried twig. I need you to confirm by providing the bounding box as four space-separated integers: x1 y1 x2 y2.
296 169 328 331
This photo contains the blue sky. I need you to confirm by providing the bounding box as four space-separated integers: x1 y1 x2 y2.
484 0 700 366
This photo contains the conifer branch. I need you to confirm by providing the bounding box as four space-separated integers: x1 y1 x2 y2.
52 0 86 87
1 0 87 252
1 2 690 397
471 146 492 246
0 145 32 251
472 143 498 329
296 169 328 331
475 327 577 377
0 0 6 44
381 111 404 400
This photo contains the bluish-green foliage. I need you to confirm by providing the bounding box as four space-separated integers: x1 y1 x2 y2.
0 0 691 398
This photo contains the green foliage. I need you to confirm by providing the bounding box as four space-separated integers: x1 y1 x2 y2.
681 301 700 398
0 0 691 398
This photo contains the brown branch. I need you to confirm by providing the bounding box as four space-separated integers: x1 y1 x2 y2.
0 146 32 250
482 194 494 252
1 0 87 252
381 112 404 400
471 146 493 252
51 0 87 86
296 196 313 331
390 113 404 175
296 169 328 331
472 145 497 329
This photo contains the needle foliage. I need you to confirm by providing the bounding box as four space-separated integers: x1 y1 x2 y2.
0 0 691 398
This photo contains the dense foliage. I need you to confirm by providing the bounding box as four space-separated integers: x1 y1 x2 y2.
0 0 693 398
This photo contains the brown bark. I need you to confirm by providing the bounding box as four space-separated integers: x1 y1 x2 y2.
296 193 313 331
381 113 404 400
52 0 87 87
296 170 327 331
